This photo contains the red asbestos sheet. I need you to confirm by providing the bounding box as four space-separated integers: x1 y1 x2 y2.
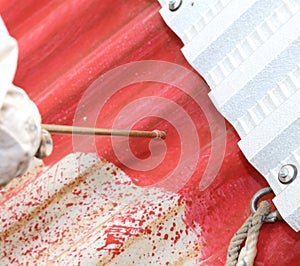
0 1 300 265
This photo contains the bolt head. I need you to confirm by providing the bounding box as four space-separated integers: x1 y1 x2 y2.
169 0 182 11
278 164 297 184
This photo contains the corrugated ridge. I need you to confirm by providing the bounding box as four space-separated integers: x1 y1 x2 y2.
182 0 231 43
206 1 298 87
235 65 300 136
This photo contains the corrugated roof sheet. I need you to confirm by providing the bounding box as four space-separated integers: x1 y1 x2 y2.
0 1 300 265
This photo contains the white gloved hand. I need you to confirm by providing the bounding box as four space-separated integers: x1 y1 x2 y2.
0 17 42 185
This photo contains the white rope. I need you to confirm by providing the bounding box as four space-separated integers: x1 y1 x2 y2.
226 200 271 266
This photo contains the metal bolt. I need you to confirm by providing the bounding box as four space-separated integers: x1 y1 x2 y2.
169 0 182 11
278 164 297 184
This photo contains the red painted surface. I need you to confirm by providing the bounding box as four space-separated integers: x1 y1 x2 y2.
1 0 300 265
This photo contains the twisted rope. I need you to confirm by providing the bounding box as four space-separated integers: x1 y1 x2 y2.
226 200 271 266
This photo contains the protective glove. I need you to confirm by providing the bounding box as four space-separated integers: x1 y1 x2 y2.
0 17 48 185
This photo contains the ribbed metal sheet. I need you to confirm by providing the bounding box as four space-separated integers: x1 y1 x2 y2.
0 1 300 265
158 0 300 231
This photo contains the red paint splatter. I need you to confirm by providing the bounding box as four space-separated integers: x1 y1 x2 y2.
72 189 82 196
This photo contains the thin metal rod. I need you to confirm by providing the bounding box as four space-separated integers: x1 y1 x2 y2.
42 124 166 140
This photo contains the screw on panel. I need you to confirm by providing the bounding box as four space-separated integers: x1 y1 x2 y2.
169 0 182 11
278 164 297 184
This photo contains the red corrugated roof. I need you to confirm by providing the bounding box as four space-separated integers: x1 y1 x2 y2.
0 1 300 265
